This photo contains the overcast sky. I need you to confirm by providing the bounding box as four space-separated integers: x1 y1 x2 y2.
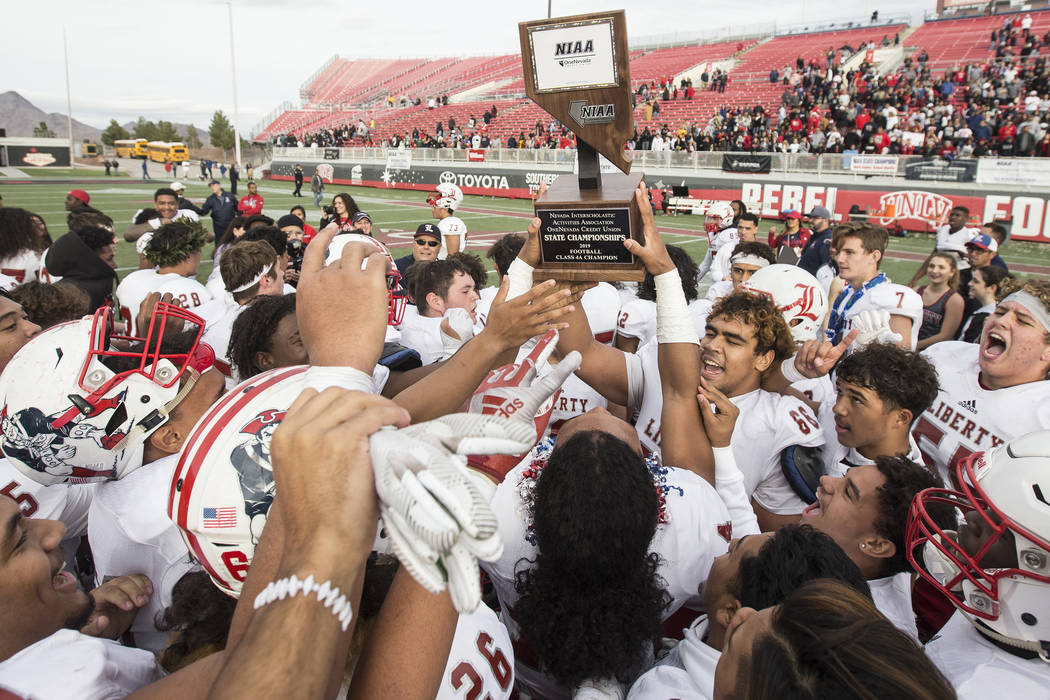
6 0 933 134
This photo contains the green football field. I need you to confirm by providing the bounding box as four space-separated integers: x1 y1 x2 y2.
3 178 1048 289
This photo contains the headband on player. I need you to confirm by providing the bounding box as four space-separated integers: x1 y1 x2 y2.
730 253 772 269
1002 290 1050 333
232 264 274 293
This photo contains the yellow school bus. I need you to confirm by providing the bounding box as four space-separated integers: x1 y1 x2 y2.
147 141 189 163
114 139 149 158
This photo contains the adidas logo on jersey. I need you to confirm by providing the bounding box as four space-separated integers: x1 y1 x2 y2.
957 399 977 414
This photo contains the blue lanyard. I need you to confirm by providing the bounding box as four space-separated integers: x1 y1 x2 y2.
826 273 885 343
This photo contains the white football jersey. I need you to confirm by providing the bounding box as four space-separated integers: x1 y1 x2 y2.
708 226 739 255
916 341 1050 488
834 278 923 349
0 249 42 289
935 224 978 256
437 216 467 260
704 279 733 302
616 298 656 344
399 312 445 365
199 298 244 378
88 454 197 654
0 457 94 535
437 604 515 700
474 285 500 327
925 611 1050 696
484 446 731 699
116 270 217 335
627 616 718 700
710 242 736 283
617 302 714 351
868 573 919 642
0 629 161 699
37 248 60 283
628 340 822 514
580 281 620 344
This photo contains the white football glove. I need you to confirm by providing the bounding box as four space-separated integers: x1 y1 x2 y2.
369 411 536 613
440 307 475 360
849 309 902 348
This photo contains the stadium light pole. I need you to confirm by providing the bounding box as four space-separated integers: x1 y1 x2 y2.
62 27 75 167
227 1 243 168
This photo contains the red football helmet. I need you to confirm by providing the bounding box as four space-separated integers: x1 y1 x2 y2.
325 233 407 325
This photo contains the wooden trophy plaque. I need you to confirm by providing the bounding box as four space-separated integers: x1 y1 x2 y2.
519 10 645 282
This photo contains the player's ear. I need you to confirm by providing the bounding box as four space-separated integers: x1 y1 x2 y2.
753 348 775 374
148 423 183 456
713 596 741 631
860 534 895 561
254 351 275 373
425 292 445 315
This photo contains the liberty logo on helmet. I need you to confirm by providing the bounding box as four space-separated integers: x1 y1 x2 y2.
230 409 286 544
0 391 129 483
782 283 821 322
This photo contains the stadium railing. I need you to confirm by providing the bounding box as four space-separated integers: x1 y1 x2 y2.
271 145 981 181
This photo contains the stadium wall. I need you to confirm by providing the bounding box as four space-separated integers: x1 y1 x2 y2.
270 159 1050 242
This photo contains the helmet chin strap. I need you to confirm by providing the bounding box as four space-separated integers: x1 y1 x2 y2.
107 368 202 455
967 615 1050 663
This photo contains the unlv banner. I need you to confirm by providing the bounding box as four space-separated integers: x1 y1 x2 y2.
721 154 771 174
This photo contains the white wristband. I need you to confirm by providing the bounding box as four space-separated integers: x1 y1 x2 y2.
506 257 535 301
304 365 375 393
781 356 807 384
253 574 354 632
655 269 699 345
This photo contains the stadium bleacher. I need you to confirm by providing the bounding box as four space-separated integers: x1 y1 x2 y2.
255 9 1050 148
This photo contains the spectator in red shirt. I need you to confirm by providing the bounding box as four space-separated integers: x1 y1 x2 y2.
998 121 1017 142
767 210 811 254
238 182 264 217
856 110 871 131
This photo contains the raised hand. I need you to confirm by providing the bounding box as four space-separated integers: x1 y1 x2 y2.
794 328 859 378
623 181 675 276
296 227 389 371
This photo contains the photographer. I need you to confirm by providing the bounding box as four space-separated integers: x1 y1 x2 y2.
318 193 362 233
278 214 307 287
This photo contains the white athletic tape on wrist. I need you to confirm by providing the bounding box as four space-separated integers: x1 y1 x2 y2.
507 258 535 301
1003 290 1050 333
655 269 699 344
303 365 375 393
253 574 353 631
781 356 807 384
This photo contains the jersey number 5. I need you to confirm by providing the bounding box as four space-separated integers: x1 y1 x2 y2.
1 481 39 516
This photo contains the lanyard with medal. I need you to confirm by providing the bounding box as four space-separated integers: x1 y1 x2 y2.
826 272 886 343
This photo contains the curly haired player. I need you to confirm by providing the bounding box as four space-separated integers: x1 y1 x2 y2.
115 221 217 334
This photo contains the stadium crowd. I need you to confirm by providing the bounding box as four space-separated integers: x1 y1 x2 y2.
0 175 1045 700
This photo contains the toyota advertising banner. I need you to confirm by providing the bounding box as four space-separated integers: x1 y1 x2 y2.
271 159 1050 242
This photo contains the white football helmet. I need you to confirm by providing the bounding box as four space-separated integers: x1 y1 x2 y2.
0 303 213 485
428 182 463 211
325 233 407 326
705 201 734 232
740 264 828 343
907 430 1050 660
170 365 308 597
